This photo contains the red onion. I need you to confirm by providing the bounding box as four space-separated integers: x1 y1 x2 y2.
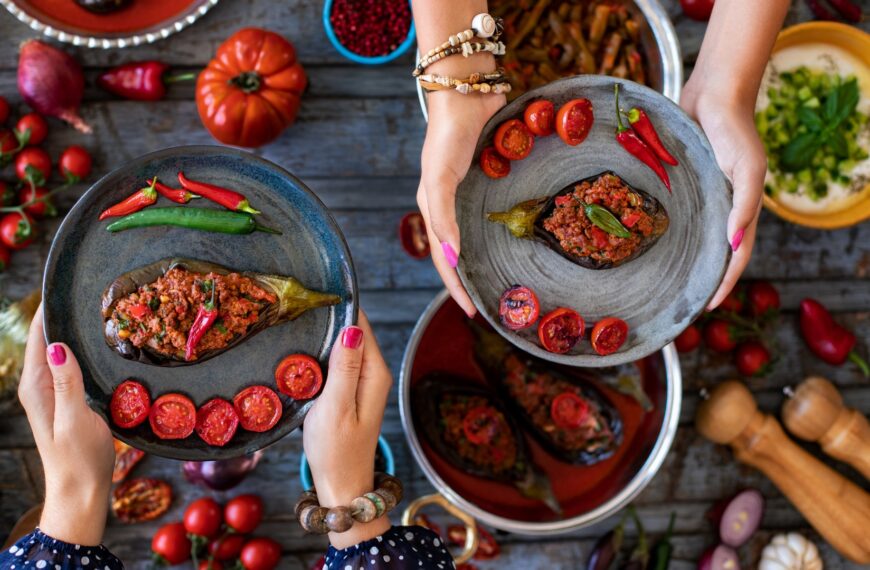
17 40 91 133
182 451 263 491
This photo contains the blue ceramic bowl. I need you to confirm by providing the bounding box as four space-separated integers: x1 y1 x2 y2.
300 435 395 490
322 0 416 65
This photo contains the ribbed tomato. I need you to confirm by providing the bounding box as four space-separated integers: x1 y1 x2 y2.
196 28 307 148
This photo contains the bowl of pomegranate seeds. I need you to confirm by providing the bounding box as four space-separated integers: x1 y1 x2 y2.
323 0 416 65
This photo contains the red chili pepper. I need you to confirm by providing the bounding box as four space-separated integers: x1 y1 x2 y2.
97 61 197 101
185 281 219 361
178 172 260 215
128 303 151 320
614 84 671 193
799 298 869 377
147 177 198 204
99 178 159 221
626 107 678 166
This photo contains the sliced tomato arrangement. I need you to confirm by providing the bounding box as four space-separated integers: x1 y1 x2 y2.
498 285 540 331
149 393 196 440
398 212 430 259
110 380 152 429
494 119 534 160
462 405 501 445
234 385 283 433
550 392 590 429
590 317 629 356
523 99 555 136
196 398 240 447
556 98 594 146
479 146 511 179
275 354 323 400
538 307 585 354
111 477 172 523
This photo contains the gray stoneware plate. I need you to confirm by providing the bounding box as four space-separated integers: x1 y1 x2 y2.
456 76 731 367
42 146 357 460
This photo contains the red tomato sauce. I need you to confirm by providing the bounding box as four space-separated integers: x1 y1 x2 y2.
23 0 199 33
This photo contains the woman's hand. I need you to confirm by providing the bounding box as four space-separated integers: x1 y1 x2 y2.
303 311 393 549
17 304 115 546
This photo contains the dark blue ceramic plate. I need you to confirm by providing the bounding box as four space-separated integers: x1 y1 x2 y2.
43 146 357 460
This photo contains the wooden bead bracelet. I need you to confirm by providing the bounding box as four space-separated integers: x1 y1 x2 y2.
418 70 512 95
295 473 404 534
413 39 507 77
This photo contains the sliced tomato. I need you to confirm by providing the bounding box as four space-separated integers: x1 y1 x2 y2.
234 385 283 432
556 98 594 146
149 393 196 440
494 119 534 160
550 392 590 429
275 354 323 400
196 398 240 447
523 99 555 136
590 317 629 356
398 212 430 259
538 307 585 354
479 146 511 179
112 438 146 483
498 285 540 331
462 405 501 445
447 525 501 560
110 380 151 429
111 477 172 523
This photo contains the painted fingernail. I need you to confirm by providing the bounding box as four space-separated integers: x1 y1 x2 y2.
341 326 363 349
441 242 458 268
730 228 745 252
47 343 66 366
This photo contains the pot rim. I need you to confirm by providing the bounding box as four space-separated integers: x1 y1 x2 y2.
398 289 682 535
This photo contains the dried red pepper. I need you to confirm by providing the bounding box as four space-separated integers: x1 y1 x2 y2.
614 84 671 192
147 177 198 204
98 61 196 101
99 178 158 221
626 107 678 166
185 280 219 361
799 298 868 377
178 172 259 215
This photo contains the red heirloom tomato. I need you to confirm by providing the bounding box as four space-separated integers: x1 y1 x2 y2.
110 380 151 428
0 212 35 250
152 522 191 565
275 354 323 399
149 393 196 439
196 28 307 148
479 146 511 179
210 534 247 561
498 285 540 330
240 537 282 570
590 317 629 356
674 324 701 353
15 113 48 145
224 494 264 534
550 392 589 429
538 307 585 354
14 146 51 181
747 281 780 317
196 398 240 447
494 119 534 160
234 385 283 432
59 145 93 181
398 212 430 259
556 98 594 146
184 497 224 538
524 99 555 136
462 406 501 445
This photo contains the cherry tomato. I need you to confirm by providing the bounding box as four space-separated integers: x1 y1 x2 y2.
112 438 145 483
718 285 745 314
111 477 172 523
674 324 701 353
275 354 323 400
110 380 151 429
590 317 629 356
152 522 192 565
196 398 240 447
15 113 48 146
735 341 771 377
149 393 196 439
479 146 511 179
234 386 283 432
184 497 223 538
224 494 264 534
0 212 35 250
462 406 501 445
524 99 555 136
447 525 501 560
494 119 534 160
0 129 16 154
0 96 9 124
239 537 282 570
0 245 10 273
498 285 540 331
680 0 715 21
398 212 430 259
209 534 247 561
747 281 780 317
556 98 594 146
14 146 51 182
704 319 737 353
550 392 590 429
200 561 224 570
18 186 52 218
538 307 585 354
59 145 93 181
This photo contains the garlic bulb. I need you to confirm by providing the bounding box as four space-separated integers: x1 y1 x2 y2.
759 533 822 570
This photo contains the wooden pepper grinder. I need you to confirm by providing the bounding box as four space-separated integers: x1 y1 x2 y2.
782 376 870 480
696 381 870 564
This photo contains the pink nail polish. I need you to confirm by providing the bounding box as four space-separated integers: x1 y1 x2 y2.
441 242 458 268
48 344 66 366
731 228 745 252
341 326 363 349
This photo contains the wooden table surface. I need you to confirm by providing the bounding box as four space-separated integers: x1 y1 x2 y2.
0 1 868 569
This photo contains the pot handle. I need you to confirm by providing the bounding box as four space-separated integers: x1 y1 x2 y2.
401 493 479 564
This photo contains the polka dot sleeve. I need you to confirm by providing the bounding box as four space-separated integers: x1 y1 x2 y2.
324 525 454 570
0 529 123 570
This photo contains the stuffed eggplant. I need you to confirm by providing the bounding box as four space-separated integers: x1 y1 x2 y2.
413 374 561 515
474 323 623 465
102 258 341 366
487 172 669 269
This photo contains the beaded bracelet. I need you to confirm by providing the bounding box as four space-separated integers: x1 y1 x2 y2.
413 40 507 77
418 70 512 95
413 13 506 77
295 473 404 534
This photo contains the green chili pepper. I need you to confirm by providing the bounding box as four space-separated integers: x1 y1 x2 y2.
580 202 631 238
106 207 281 235
651 512 676 570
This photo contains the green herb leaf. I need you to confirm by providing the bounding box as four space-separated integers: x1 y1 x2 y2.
827 130 849 159
581 203 631 238
797 106 823 132
781 132 822 172
830 79 860 127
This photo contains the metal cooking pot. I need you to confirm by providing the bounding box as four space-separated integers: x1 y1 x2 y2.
399 289 681 536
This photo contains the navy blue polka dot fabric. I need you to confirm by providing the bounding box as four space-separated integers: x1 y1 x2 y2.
325 526 455 569
0 529 123 570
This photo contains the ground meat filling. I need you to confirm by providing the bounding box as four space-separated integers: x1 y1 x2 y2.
542 174 655 265
503 354 615 452
111 267 277 360
439 394 518 475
